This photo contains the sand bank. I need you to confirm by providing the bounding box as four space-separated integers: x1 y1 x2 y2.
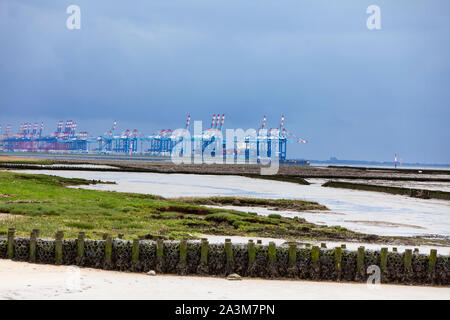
0 260 448 300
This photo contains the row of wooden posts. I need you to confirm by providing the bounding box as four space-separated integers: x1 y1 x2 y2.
4 228 439 275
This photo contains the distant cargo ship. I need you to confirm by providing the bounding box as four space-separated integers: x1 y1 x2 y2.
280 159 310 166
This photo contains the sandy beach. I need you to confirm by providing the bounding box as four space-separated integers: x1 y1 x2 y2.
0 260 448 300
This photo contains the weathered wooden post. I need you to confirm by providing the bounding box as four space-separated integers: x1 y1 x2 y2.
268 242 277 263
177 239 188 274
428 249 437 283
7 228 15 259
356 246 365 280
380 247 388 273
267 241 278 278
404 249 412 272
76 232 85 265
287 242 298 278
55 231 64 265
197 238 209 274
334 246 342 280
180 239 187 264
32 229 40 238
404 249 413 282
132 238 140 262
132 238 140 271
156 238 164 273
248 240 256 265
104 234 113 268
311 246 319 262
29 230 38 262
246 239 257 276
200 239 208 264
428 249 437 272
225 238 233 274
311 246 320 279
311 246 320 264
288 243 297 267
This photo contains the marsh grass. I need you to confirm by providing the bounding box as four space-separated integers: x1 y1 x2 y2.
0 171 421 244
175 196 328 212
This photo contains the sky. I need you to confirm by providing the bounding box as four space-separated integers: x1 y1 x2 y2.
0 0 449 163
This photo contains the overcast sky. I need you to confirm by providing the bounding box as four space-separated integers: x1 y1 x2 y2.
0 0 449 163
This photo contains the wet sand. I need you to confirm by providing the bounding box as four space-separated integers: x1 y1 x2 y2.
0 260 448 300
334 179 450 192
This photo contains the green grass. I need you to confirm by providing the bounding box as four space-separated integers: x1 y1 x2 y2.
175 196 328 212
323 181 450 200
0 171 444 245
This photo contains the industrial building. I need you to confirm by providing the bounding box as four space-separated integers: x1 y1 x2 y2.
0 115 307 162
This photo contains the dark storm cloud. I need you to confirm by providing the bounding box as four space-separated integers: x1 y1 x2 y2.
0 0 449 162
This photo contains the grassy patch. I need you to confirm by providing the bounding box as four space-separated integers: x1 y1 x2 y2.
323 181 450 200
0 155 54 165
159 212 185 219
66 222 96 230
0 171 443 245
175 196 328 212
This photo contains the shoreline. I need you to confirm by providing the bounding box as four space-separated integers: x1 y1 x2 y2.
1 260 449 300
2 169 449 245
2 159 450 183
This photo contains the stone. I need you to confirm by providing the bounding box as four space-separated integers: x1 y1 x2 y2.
227 273 242 281
147 270 156 276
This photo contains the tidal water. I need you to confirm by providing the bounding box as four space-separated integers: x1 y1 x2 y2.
13 170 450 238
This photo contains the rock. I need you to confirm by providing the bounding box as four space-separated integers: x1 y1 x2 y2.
147 270 156 276
227 273 242 281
